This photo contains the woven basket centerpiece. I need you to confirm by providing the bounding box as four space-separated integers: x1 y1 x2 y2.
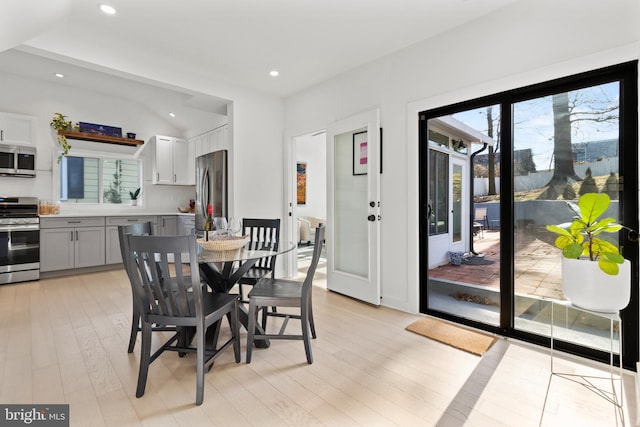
197 235 249 252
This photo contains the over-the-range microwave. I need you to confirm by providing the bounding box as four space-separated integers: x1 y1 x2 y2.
0 145 36 177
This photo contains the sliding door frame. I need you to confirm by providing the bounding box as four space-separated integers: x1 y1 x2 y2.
419 61 638 369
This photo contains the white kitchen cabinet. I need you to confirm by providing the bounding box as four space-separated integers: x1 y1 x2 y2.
154 135 173 184
40 217 105 272
174 138 190 184
217 125 228 151
105 216 158 264
0 112 36 145
191 124 227 158
203 130 216 154
151 135 191 185
191 134 204 158
187 137 195 185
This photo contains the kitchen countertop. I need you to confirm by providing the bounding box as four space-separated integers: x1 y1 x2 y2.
40 211 195 218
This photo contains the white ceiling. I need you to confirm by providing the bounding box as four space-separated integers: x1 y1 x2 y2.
0 0 520 116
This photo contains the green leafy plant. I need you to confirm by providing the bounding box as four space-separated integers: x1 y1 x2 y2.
546 193 626 275
50 112 78 160
104 171 124 204
129 188 141 200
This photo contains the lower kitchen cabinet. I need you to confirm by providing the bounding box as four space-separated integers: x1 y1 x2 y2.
179 215 196 236
157 215 179 235
105 216 158 264
40 214 190 274
40 217 106 272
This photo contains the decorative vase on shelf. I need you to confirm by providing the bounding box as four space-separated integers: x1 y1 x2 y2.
561 257 630 313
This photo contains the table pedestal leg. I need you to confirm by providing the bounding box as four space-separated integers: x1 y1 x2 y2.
199 263 270 348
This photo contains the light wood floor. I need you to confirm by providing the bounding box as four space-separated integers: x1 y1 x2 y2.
0 268 636 426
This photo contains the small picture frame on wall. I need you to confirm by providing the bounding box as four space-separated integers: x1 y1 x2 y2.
353 131 368 175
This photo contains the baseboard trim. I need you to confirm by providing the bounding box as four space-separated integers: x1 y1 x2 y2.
40 263 122 279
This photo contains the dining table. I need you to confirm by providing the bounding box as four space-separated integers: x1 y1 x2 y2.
197 239 295 348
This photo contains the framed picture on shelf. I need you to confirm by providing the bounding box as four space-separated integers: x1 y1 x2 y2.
353 131 368 175
78 122 122 137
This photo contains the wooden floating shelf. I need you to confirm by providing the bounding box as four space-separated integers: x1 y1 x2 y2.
58 130 144 146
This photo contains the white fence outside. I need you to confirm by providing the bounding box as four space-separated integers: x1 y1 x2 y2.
474 157 618 196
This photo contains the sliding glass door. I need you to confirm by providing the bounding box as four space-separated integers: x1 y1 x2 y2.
419 62 638 368
422 106 501 326
512 81 627 353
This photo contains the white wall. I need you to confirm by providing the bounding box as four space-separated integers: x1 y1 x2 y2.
296 132 327 220
283 0 640 313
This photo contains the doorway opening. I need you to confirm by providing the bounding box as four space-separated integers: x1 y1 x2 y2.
292 131 327 286
286 109 381 305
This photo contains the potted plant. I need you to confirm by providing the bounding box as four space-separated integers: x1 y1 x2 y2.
50 113 79 160
546 192 633 312
129 188 141 206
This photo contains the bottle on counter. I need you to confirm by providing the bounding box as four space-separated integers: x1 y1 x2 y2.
204 204 214 241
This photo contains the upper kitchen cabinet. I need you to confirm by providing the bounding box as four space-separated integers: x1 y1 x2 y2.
0 112 36 146
150 135 193 185
191 124 228 158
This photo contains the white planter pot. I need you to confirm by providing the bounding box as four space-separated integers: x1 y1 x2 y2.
561 257 631 313
130 199 138 206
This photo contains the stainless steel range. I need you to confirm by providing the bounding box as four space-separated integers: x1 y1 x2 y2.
0 196 39 284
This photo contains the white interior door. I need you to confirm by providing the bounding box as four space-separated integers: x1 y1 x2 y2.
326 109 381 305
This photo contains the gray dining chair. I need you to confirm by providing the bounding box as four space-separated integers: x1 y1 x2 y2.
126 234 240 405
118 221 178 353
237 218 281 327
246 224 325 364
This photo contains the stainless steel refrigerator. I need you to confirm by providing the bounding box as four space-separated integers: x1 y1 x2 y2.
195 150 228 232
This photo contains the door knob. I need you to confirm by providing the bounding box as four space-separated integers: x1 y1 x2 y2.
367 215 376 222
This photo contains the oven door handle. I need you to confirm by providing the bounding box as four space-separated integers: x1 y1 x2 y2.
0 224 40 232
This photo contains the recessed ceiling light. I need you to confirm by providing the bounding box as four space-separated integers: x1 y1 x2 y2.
169 112 176 118
269 70 280 77
99 4 117 15
55 73 64 78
